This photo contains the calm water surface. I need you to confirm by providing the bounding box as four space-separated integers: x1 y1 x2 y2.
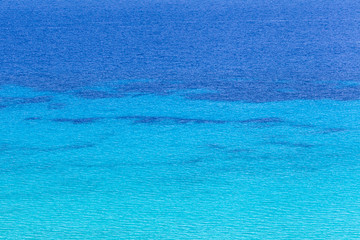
1 0 360 239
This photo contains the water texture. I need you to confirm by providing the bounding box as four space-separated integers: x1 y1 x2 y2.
1 0 360 239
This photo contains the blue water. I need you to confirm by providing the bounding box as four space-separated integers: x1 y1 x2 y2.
1 1 360 239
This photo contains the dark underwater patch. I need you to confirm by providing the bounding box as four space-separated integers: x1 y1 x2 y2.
49 115 308 131
116 115 227 125
52 117 103 124
319 128 347 134
236 117 286 128
24 117 42 121
239 117 284 124
0 96 52 107
269 141 315 148
207 144 227 150
19 96 52 104
46 143 96 151
47 103 66 109
133 116 164 124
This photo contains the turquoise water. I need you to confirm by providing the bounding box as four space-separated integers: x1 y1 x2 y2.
1 85 360 239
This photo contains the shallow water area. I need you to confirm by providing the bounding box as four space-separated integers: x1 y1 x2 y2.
1 85 360 239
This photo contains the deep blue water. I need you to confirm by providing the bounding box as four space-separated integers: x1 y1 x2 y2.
1 1 360 239
2 0 360 100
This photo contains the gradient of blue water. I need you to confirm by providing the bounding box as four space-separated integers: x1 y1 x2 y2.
1 85 360 239
1 0 360 239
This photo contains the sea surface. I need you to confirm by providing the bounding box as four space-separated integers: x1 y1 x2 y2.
1 0 360 239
